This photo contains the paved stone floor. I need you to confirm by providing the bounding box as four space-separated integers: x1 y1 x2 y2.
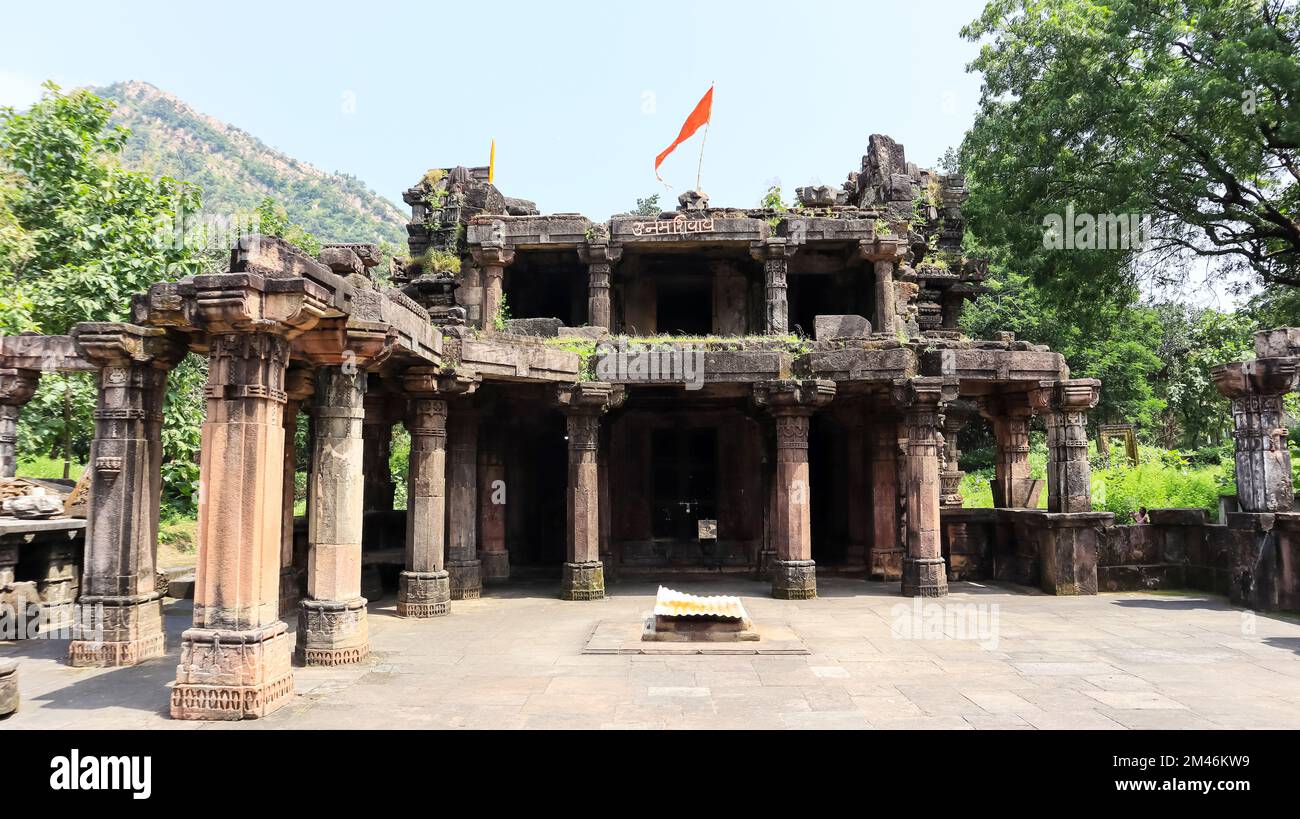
3 577 1300 730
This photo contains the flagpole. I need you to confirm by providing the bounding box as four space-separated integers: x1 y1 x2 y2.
695 121 709 193
695 82 713 192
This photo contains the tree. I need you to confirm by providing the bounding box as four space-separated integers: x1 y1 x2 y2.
0 83 203 497
960 0 1300 305
632 194 661 216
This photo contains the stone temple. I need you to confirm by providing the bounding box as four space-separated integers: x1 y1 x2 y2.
0 134 1296 721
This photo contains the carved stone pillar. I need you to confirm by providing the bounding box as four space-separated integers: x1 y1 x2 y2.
472 244 515 335
751 239 794 336
755 379 835 599
869 416 903 580
579 243 622 330
555 382 621 600
1212 359 1298 512
941 399 974 510
1033 379 1101 514
279 366 315 618
894 377 957 597
479 437 509 582
173 332 297 719
398 367 452 617
362 385 396 513
860 237 906 337
67 323 181 667
0 368 38 479
978 394 1036 508
447 401 481 599
297 365 369 666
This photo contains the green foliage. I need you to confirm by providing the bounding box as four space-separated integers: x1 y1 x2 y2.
1 83 208 513
1092 455 1232 524
493 292 511 332
419 248 461 274
0 82 202 335
960 0 1300 302
633 194 661 216
256 197 321 256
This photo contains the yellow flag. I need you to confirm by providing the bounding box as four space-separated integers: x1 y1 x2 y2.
489 139 496 184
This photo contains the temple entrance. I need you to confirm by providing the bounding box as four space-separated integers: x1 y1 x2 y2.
610 394 762 572
651 427 718 540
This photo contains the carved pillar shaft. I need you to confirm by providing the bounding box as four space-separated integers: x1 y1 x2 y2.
752 239 792 336
297 365 369 666
69 328 176 668
400 397 450 617
447 404 481 599
1230 393 1293 512
940 403 971 510
1039 380 1101 514
869 418 903 580
479 438 508 582
173 332 294 719
472 245 515 335
278 367 314 618
873 260 896 336
0 369 39 479
362 414 395 513
896 378 954 598
588 263 612 330
562 411 603 599
756 379 833 599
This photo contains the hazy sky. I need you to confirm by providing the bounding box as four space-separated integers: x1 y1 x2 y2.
0 0 989 219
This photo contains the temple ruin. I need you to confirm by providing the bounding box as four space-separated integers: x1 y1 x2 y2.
0 134 1297 721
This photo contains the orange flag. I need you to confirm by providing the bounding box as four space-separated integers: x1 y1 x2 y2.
655 85 713 182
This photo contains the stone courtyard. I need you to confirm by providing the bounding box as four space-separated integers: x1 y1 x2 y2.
5 578 1300 730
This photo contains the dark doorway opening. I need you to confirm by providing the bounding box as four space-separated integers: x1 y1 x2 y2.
656 278 713 335
809 413 848 565
506 411 567 570
789 273 836 338
651 426 718 540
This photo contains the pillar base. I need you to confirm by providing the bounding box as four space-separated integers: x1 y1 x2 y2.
278 567 302 619
0 660 17 718
295 598 369 667
448 559 481 600
901 557 949 598
771 559 817 600
397 570 451 618
560 561 605 601
68 595 166 668
481 552 510 583
869 548 905 581
171 624 294 720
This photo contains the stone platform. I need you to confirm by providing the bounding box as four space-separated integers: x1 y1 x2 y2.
3 577 1300 730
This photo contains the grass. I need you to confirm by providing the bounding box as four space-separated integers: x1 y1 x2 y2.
158 514 198 570
16 455 83 481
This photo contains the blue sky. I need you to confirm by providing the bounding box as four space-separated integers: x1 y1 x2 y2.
1 0 989 219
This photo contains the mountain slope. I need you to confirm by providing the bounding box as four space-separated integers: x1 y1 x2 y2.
95 81 407 247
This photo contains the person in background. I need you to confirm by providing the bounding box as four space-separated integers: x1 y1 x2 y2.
1133 507 1149 525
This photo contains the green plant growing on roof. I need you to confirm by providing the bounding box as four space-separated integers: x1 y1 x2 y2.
493 292 511 333
419 249 461 274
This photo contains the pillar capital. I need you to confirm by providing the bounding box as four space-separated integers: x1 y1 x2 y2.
891 376 958 415
191 273 330 337
858 236 908 264
1029 378 1101 415
749 237 797 262
71 322 186 370
0 367 40 407
284 365 317 403
555 381 624 416
577 242 623 266
753 379 836 415
1212 357 1300 400
470 244 516 269
294 321 397 370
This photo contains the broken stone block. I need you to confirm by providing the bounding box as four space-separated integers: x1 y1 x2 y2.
0 660 16 717
557 326 607 340
2 493 63 519
796 185 840 207
814 314 872 340
503 317 562 337
677 190 709 211
318 245 366 277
